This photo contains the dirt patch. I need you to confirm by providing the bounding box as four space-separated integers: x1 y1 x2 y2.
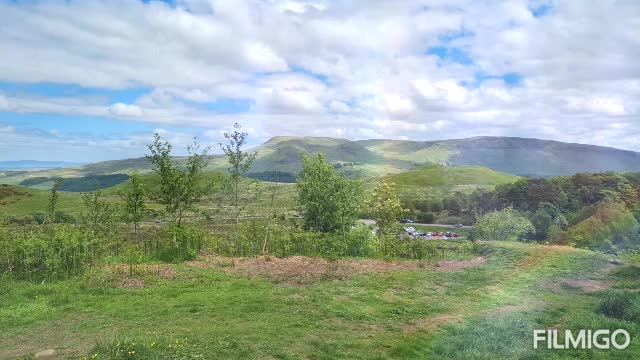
544 278 611 293
187 255 434 285
562 279 610 292
403 313 463 333
89 263 177 289
435 257 485 272
116 277 149 289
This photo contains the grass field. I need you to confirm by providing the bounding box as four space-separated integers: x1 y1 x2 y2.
1 241 638 359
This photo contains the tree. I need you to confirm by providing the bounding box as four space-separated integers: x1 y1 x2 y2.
531 208 554 240
296 153 364 233
220 123 257 254
48 178 64 223
121 173 146 239
146 133 212 225
261 174 281 255
80 191 117 236
366 180 403 238
472 207 535 242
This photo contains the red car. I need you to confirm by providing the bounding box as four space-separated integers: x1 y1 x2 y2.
453 233 460 238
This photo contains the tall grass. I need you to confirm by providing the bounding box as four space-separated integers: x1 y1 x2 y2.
0 220 478 282
0 225 105 281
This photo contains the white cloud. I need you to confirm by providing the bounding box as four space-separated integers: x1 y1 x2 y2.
109 103 144 117
0 94 15 111
0 0 638 157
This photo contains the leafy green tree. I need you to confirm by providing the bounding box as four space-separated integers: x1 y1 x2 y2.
366 180 403 238
472 207 535 242
220 123 257 254
296 153 364 233
531 208 554 240
48 178 64 223
121 173 146 239
146 133 212 225
80 191 116 236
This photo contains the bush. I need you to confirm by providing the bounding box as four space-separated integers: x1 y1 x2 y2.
472 208 535 242
0 225 107 281
155 225 205 262
596 291 640 321
553 202 640 250
32 212 47 224
54 211 76 224
417 211 435 224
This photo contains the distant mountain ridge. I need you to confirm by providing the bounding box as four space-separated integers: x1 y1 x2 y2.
0 160 83 170
356 136 640 177
3 136 640 187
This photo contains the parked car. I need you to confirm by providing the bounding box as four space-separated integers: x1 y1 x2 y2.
415 230 426 236
452 233 460 238
426 232 432 237
404 227 416 234
400 219 414 224
453 223 463 228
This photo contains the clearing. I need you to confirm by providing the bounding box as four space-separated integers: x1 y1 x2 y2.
1 241 639 359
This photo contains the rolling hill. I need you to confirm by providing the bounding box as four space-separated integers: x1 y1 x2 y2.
0 160 83 170
380 164 518 187
357 137 640 177
4 136 640 190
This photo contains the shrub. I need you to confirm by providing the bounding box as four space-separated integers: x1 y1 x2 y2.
553 202 640 250
54 211 76 224
596 291 640 321
155 225 205 262
472 208 535 242
417 211 435 224
32 212 47 224
0 225 107 281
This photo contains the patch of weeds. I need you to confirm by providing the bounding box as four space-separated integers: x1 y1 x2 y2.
596 290 640 321
88 336 205 359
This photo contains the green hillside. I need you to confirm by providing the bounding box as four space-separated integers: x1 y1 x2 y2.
5 136 640 189
0 184 83 217
383 164 518 187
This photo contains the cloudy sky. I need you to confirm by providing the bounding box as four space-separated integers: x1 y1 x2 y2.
0 0 638 162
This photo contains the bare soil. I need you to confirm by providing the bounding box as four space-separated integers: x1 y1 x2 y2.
187 255 435 285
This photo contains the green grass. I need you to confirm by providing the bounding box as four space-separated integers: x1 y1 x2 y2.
0 184 84 217
381 164 518 187
1 241 639 359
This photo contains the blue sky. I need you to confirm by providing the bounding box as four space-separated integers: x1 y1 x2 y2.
0 0 637 161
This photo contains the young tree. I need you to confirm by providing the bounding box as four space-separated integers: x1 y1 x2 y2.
261 175 280 255
220 123 257 254
80 191 117 236
121 173 146 239
296 153 364 233
146 133 212 225
366 180 403 238
48 178 64 223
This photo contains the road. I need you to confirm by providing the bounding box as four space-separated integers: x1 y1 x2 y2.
358 219 472 229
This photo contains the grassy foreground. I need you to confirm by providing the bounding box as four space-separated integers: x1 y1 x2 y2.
1 241 639 359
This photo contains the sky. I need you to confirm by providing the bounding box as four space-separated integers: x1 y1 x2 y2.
0 0 638 162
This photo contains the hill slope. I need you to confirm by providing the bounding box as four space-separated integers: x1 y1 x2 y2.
381 164 518 187
358 136 640 177
4 136 640 188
